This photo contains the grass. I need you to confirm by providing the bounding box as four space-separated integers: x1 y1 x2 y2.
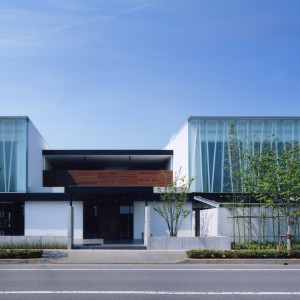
0 241 67 249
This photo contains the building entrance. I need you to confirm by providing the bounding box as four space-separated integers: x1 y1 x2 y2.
83 200 133 240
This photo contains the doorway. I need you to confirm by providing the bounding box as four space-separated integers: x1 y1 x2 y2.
83 200 133 240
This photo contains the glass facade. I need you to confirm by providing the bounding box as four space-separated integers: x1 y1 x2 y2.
0 118 27 192
189 118 300 193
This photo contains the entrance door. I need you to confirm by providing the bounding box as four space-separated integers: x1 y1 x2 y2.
119 206 133 239
0 202 24 236
84 201 133 240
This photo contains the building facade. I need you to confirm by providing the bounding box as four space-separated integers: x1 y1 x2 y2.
166 116 300 242
0 116 299 245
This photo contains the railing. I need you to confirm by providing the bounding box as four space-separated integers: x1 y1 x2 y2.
43 170 173 187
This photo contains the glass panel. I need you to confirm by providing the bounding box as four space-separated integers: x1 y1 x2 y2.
0 119 27 192
119 205 133 239
189 118 300 193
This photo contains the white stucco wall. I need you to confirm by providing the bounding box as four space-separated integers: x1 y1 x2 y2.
133 201 145 240
148 201 193 237
199 207 298 242
25 201 83 239
199 208 219 236
28 121 50 188
164 121 189 180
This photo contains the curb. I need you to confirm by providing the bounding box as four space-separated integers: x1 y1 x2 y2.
180 258 300 264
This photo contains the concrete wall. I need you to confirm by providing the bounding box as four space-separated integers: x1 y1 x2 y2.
25 201 83 239
134 201 145 240
28 121 50 188
164 121 189 180
148 236 231 250
148 201 193 237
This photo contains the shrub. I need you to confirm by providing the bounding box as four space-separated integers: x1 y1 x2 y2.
0 249 43 259
186 249 300 259
232 241 300 250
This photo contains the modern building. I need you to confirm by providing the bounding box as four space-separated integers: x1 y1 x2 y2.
0 116 299 247
166 116 300 241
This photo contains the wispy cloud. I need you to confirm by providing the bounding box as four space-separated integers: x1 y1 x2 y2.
0 1 163 48
0 24 74 45
45 0 82 11
124 0 163 13
0 15 115 46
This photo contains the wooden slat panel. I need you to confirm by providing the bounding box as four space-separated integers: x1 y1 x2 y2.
43 170 173 187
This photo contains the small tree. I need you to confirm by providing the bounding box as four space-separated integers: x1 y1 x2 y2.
226 129 300 250
154 168 193 237
249 140 300 250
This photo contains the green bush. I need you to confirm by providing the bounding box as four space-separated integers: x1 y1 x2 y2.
232 240 300 250
187 249 300 259
0 249 43 259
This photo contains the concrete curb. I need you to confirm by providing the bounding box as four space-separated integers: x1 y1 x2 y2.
180 258 300 265
1 258 300 265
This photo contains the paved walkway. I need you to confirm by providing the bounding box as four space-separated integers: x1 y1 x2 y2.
1 250 300 264
42 250 187 264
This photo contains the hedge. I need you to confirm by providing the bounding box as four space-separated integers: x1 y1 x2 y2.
0 249 43 259
187 249 300 259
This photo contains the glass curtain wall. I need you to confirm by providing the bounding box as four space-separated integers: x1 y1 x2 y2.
189 118 300 193
0 118 27 192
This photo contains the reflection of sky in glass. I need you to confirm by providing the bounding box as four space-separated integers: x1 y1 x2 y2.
0 118 27 192
189 118 300 193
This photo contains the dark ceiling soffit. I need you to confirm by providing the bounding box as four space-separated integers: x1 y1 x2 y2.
43 150 173 156
65 186 153 195
0 193 68 202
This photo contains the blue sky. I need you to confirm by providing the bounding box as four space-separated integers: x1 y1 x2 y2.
1 0 299 149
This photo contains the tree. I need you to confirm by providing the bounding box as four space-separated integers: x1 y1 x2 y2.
154 168 194 237
248 140 300 250
226 129 300 250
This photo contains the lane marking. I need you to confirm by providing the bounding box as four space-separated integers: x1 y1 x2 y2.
0 268 300 271
0 291 300 295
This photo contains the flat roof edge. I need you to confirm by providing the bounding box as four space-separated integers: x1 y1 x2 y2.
188 116 300 121
0 116 30 121
43 149 173 155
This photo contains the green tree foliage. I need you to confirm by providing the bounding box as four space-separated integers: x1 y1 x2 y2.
154 168 193 237
227 127 300 250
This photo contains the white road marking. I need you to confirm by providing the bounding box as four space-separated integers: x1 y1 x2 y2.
0 291 300 295
0 268 300 271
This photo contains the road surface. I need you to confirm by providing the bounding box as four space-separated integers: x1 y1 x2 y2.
0 264 299 299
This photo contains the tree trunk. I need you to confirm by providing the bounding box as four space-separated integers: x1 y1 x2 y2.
287 216 291 251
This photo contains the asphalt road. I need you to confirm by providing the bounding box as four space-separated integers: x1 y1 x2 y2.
0 264 300 299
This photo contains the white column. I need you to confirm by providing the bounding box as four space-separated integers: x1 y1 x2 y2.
144 206 151 248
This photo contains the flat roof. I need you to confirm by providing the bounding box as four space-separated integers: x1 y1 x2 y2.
43 150 173 155
188 116 300 121
0 116 30 120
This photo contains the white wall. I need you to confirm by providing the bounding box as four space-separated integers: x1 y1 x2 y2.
133 201 145 240
25 201 83 239
199 207 299 242
148 201 193 237
28 121 50 188
164 121 189 180
199 208 219 236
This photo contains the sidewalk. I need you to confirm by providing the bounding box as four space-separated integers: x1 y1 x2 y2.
1 250 300 264
42 250 187 264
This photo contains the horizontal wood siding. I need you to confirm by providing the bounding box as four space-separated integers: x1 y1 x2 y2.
43 170 173 187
